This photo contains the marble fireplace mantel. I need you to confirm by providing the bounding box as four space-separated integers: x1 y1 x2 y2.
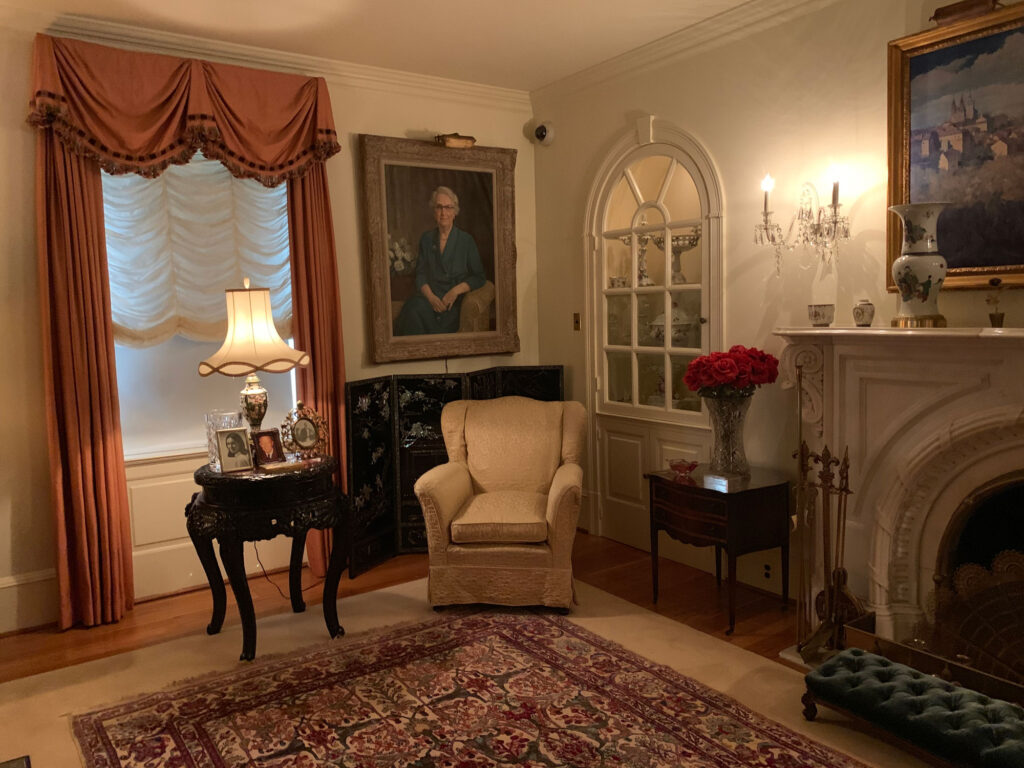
773 326 1024 639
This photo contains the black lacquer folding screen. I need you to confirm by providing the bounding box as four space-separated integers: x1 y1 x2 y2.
345 365 563 577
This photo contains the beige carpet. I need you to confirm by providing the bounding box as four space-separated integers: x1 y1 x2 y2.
0 579 926 767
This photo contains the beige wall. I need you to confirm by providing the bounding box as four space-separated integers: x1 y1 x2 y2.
531 0 1024 587
0 12 56 633
0 11 538 632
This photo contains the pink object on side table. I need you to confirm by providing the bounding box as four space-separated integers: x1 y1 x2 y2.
668 459 699 480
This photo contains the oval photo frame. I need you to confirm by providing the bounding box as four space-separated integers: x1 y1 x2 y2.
292 417 318 450
281 402 329 458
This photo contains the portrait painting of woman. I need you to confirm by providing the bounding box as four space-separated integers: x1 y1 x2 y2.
385 167 496 337
359 134 519 363
394 185 488 335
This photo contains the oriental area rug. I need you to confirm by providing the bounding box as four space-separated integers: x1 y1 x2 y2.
72 610 866 768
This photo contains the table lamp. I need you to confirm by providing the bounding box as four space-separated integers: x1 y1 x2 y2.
198 279 309 430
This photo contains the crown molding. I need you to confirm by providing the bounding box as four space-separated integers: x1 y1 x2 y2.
532 0 843 102
44 15 532 113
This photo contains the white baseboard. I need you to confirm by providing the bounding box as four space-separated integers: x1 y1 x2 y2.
0 569 58 634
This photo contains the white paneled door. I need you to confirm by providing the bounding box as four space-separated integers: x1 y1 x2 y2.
584 120 722 550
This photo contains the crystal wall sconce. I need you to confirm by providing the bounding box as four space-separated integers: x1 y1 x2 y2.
754 175 851 273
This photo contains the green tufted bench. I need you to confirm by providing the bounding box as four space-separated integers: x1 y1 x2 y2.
802 648 1024 767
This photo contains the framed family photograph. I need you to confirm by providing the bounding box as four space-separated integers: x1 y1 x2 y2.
282 402 328 458
888 4 1024 290
216 428 252 474
358 133 520 362
251 428 286 467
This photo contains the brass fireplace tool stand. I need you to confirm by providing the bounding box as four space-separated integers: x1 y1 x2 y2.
793 367 866 663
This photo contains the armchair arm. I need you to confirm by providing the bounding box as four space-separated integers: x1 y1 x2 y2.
414 461 473 561
545 462 583 565
458 280 495 332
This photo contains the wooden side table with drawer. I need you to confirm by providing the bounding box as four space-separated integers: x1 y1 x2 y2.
645 467 790 635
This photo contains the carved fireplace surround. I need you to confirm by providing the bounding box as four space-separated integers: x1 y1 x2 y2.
774 327 1024 642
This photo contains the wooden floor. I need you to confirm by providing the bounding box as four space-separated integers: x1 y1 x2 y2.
0 532 797 684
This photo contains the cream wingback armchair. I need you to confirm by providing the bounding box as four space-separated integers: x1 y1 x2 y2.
414 396 586 611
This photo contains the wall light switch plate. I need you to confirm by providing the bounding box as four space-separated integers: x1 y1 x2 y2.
572 312 581 331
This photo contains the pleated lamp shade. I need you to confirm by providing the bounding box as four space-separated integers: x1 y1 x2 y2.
199 285 309 377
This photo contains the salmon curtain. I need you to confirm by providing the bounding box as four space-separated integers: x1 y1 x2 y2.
36 130 135 629
29 34 345 626
288 164 347 577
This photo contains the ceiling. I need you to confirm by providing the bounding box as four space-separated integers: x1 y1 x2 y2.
29 0 762 91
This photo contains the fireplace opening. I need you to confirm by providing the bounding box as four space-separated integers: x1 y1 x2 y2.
928 476 1024 686
948 484 1024 574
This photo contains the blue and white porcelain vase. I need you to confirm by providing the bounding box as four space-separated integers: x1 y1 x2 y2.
889 202 950 328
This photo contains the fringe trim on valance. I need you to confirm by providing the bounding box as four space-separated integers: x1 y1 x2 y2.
29 96 340 187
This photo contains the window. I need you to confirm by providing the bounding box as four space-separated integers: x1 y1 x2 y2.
591 130 722 423
103 154 295 458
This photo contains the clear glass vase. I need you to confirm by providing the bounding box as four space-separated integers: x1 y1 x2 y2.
704 395 752 476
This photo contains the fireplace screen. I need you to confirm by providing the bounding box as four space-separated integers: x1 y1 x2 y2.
926 482 1024 686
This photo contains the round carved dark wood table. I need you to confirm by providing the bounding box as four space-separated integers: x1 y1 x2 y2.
185 456 347 660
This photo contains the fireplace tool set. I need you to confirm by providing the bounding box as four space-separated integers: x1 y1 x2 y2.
793 366 866 662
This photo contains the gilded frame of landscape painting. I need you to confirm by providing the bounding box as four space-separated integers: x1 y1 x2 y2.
888 4 1024 290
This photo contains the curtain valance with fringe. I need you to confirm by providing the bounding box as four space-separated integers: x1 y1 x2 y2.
28 34 340 186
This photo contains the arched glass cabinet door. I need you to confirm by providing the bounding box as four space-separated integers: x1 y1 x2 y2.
598 145 715 422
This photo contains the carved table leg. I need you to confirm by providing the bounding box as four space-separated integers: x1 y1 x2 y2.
322 524 347 639
781 538 790 610
651 525 659 604
189 530 226 635
288 535 306 613
219 536 257 661
726 553 737 636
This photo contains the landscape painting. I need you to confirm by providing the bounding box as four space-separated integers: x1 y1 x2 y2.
889 6 1024 288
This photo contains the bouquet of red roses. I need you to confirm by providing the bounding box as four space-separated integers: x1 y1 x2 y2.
683 345 779 398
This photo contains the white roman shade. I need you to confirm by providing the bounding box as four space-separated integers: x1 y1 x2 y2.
103 153 292 347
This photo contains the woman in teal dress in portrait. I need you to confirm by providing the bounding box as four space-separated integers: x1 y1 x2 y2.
395 186 486 335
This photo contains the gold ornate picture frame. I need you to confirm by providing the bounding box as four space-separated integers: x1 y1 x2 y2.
888 4 1024 290
281 402 328 459
358 133 520 362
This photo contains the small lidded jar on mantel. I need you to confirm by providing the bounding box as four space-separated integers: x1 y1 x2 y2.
852 299 875 327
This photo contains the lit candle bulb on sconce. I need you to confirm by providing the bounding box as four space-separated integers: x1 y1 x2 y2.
761 174 774 215
831 181 839 208
754 174 784 270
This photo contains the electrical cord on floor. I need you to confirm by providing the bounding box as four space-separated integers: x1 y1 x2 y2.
252 542 323 600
